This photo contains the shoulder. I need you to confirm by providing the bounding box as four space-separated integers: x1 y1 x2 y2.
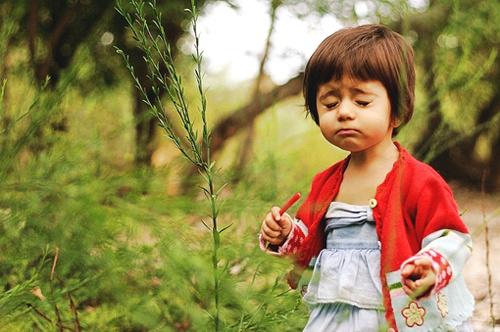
397 147 458 212
379 143 451 197
311 157 348 184
295 157 347 220
401 149 451 190
399 149 468 236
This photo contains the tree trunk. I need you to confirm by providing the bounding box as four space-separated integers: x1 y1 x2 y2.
27 0 114 86
133 89 157 166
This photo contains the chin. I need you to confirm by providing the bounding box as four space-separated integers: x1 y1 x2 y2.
333 141 364 152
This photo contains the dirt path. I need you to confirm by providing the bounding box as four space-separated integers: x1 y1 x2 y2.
452 183 500 331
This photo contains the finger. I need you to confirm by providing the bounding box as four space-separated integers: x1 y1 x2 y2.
413 282 433 299
271 206 282 221
261 230 283 245
264 215 282 232
260 232 273 243
262 235 277 245
402 284 413 296
403 283 420 297
414 258 432 269
405 278 419 291
401 264 415 277
261 234 280 245
401 279 415 290
416 273 435 289
261 222 281 238
413 260 436 286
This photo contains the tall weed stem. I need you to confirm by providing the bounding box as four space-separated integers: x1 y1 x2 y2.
115 1 226 329
482 171 495 328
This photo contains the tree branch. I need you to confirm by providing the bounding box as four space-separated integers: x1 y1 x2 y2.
209 73 304 155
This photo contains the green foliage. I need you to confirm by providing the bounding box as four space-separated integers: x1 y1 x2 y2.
0 68 310 329
408 0 500 162
0 2 311 330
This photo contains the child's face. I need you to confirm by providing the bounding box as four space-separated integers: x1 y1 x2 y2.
316 77 398 153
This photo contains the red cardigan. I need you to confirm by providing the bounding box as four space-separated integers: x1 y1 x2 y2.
286 142 470 330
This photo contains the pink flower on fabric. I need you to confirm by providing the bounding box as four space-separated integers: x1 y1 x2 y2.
437 292 449 318
402 301 426 327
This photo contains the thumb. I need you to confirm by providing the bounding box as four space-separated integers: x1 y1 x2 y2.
277 213 292 236
277 212 291 225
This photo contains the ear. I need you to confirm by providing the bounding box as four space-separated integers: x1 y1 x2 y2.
391 116 402 128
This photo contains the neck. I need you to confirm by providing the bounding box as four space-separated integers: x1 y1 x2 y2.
349 138 399 170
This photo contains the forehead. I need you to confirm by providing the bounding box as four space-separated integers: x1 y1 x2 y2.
317 78 386 97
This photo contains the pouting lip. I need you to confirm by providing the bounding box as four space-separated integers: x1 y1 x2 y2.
336 128 360 135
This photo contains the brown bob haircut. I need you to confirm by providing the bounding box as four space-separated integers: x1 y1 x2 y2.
303 24 415 136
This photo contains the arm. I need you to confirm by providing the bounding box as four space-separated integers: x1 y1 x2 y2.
400 169 472 300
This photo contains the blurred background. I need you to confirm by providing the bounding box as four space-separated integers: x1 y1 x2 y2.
0 0 499 330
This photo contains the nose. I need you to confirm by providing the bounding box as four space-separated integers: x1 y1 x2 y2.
336 100 355 121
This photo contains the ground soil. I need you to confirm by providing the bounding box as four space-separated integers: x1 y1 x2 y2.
451 182 500 331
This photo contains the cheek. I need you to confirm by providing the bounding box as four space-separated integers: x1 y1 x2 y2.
319 124 330 138
318 113 331 130
318 116 337 142
366 117 390 134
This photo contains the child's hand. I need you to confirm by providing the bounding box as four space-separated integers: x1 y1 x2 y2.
260 206 292 246
401 258 436 300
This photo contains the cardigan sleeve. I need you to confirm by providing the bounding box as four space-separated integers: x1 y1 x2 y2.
403 170 471 297
411 172 469 245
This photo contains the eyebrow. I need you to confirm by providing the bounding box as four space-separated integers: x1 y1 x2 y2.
318 90 339 101
351 87 375 96
318 87 375 101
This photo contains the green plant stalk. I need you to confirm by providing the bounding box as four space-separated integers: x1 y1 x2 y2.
481 172 496 327
115 0 227 329
0 77 50 137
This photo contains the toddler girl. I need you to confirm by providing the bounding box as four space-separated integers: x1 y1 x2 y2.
260 24 474 331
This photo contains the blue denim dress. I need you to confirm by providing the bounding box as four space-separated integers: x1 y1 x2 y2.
302 202 388 331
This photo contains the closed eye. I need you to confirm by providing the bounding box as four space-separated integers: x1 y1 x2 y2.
356 100 370 107
325 102 338 109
